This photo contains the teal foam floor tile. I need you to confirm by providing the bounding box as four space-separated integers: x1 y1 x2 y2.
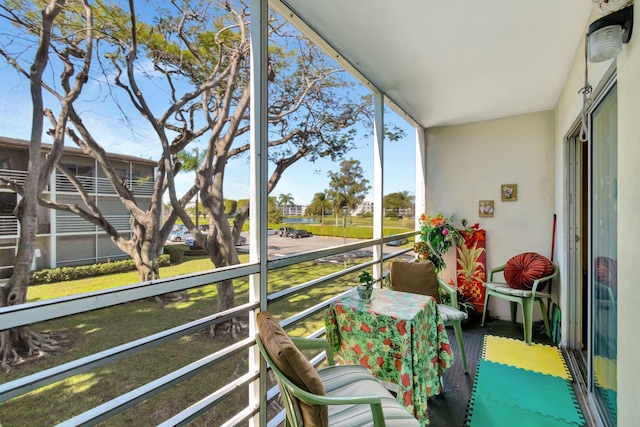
472 359 584 425
467 394 584 427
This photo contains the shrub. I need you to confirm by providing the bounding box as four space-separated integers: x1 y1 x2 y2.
184 248 209 257
31 255 170 284
162 246 185 263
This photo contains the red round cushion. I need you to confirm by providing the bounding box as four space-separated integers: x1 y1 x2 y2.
504 252 554 290
594 256 617 289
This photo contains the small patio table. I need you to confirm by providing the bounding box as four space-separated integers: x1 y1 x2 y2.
325 287 453 425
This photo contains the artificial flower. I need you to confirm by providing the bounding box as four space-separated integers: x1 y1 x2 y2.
418 213 461 272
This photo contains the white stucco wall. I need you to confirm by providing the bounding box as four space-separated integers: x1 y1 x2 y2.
613 4 640 425
426 110 556 321
554 4 640 425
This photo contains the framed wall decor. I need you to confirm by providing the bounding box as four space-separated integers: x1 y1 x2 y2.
479 200 494 217
501 184 517 201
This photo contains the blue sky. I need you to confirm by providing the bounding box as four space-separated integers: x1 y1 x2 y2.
0 3 416 206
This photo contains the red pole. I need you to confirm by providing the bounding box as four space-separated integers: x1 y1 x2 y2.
547 214 558 321
550 214 557 262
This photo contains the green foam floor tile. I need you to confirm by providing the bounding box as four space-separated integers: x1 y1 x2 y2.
473 360 584 425
466 394 584 427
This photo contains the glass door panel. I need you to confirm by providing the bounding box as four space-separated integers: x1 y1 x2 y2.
590 84 617 425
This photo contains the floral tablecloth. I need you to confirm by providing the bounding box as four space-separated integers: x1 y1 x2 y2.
325 288 453 425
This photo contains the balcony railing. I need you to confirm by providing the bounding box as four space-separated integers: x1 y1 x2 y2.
56 214 132 234
0 168 27 186
0 169 154 197
56 175 154 197
0 215 18 236
1 213 132 236
0 232 416 426
0 246 15 279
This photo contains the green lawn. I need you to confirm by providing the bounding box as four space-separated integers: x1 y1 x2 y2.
1 253 368 426
174 215 415 236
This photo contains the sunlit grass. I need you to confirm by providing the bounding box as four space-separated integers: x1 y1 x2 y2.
2 252 364 426
26 254 231 301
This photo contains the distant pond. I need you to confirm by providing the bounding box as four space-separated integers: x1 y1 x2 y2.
283 218 318 224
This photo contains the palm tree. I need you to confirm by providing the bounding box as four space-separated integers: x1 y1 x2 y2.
277 193 294 216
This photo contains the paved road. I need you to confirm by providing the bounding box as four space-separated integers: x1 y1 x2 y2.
170 232 414 259
244 234 412 259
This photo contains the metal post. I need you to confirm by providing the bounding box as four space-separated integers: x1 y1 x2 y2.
343 206 347 269
195 147 199 229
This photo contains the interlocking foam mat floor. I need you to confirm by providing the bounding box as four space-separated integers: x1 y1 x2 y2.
465 336 586 427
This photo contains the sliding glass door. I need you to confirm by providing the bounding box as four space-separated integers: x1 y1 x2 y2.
590 84 617 426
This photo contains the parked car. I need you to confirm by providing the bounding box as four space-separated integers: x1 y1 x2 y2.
267 228 277 235
278 226 295 237
287 229 313 238
167 230 192 242
184 236 199 249
385 237 409 246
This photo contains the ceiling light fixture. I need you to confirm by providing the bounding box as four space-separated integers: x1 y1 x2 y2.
587 4 634 62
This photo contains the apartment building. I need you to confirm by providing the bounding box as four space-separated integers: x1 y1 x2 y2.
0 136 156 276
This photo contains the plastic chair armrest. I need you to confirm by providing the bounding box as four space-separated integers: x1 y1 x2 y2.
290 337 335 366
257 336 387 426
381 271 390 288
283 375 386 426
530 265 558 295
437 277 458 308
488 264 506 281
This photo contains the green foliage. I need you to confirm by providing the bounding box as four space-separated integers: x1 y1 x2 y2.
162 246 185 264
177 147 205 172
31 255 170 284
385 210 399 218
184 247 208 257
305 192 331 217
418 213 461 272
268 203 283 224
224 199 238 216
8 255 360 426
277 193 295 206
326 158 371 213
358 271 374 289
383 191 414 213
237 199 249 212
289 224 409 239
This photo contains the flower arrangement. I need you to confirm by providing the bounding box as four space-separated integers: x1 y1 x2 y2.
416 213 461 272
459 218 482 249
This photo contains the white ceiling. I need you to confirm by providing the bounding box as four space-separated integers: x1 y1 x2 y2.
276 0 594 128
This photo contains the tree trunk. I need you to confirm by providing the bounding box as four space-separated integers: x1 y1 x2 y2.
0 107 49 367
216 279 235 315
134 251 159 283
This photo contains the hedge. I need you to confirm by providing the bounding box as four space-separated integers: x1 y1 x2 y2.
288 225 412 239
31 254 171 284
162 246 185 263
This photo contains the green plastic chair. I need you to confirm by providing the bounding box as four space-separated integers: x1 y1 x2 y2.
383 262 468 373
256 335 420 427
482 264 558 344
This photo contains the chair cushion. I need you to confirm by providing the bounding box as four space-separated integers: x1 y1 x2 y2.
389 261 441 303
256 311 328 427
503 252 554 290
484 282 551 299
437 304 468 323
318 365 420 426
